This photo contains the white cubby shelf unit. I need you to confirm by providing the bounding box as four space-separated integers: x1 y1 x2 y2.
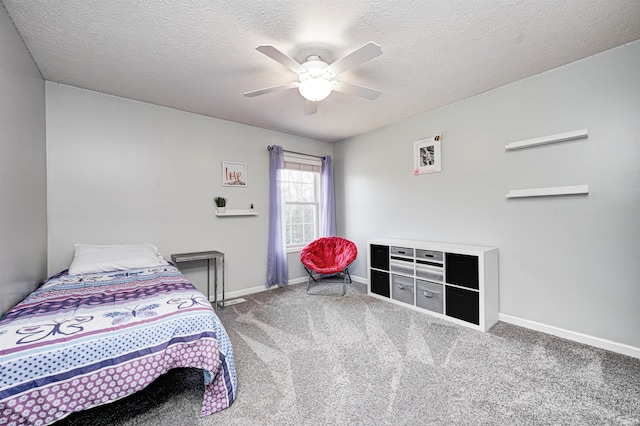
368 239 499 332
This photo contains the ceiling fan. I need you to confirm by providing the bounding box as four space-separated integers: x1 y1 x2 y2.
244 42 382 115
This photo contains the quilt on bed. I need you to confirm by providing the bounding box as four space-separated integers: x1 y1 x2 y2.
0 265 237 426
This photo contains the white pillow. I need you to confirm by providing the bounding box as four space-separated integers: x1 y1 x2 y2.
68 243 168 275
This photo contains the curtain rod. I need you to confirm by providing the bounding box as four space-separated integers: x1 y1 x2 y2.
267 145 325 159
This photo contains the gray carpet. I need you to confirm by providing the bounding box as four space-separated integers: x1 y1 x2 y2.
56 281 640 425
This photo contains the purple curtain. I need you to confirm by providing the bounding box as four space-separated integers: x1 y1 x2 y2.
266 145 288 287
320 155 337 236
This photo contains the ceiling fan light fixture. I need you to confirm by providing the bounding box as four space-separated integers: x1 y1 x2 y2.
298 76 333 102
246 43 382 112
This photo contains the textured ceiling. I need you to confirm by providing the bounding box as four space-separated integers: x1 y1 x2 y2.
3 0 640 142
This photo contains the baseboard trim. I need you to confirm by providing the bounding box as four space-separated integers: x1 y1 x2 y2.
351 275 367 284
212 277 308 301
352 275 639 359
499 313 640 359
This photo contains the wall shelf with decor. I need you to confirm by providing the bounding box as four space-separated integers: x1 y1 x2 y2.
215 209 258 217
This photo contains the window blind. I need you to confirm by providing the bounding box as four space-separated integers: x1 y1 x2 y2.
283 153 322 173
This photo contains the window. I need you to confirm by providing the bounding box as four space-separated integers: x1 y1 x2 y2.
281 156 321 249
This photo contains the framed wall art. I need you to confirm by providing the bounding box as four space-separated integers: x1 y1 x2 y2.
222 161 247 187
414 134 442 175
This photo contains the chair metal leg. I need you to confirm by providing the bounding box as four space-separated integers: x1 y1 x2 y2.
340 270 347 296
306 267 317 294
304 267 317 282
307 268 348 296
306 271 313 293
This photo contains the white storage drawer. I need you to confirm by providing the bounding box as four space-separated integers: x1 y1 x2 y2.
416 269 443 282
391 274 414 305
416 249 443 262
416 280 443 314
415 259 443 282
390 246 414 257
390 263 414 275
390 256 414 275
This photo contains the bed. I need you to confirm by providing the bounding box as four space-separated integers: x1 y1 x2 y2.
0 244 237 426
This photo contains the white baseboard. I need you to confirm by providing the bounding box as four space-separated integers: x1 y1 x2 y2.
212 274 358 302
499 313 640 359
351 274 367 284
211 277 308 302
353 275 640 359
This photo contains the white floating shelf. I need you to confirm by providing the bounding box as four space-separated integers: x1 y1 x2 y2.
506 185 589 199
215 209 259 217
505 129 588 151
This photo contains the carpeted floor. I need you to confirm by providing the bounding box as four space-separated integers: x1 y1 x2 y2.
56 280 640 426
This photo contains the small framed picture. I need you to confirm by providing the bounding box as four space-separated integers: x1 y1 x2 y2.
414 134 442 175
222 161 247 187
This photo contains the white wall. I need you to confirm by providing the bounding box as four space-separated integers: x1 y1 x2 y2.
46 83 332 296
0 6 47 314
334 41 640 350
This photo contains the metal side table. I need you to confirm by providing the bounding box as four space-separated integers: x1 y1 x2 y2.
171 251 225 309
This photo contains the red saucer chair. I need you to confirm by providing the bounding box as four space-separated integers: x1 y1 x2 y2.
300 236 358 296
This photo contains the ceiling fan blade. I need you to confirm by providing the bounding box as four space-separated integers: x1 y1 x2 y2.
305 100 318 115
244 82 297 97
328 42 382 75
256 45 305 74
333 81 381 100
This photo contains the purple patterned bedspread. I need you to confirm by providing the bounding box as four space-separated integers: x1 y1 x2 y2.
0 265 237 426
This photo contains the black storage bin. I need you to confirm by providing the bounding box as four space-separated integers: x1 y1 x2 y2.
445 286 479 325
370 244 389 271
445 253 479 289
370 269 390 298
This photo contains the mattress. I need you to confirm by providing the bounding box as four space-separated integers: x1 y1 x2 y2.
0 265 236 425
